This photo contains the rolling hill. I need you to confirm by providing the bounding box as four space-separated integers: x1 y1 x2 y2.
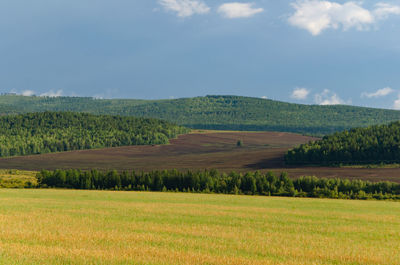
1 94 400 135
285 121 400 165
0 112 188 157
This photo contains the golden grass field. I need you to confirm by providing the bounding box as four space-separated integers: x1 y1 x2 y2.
0 189 399 264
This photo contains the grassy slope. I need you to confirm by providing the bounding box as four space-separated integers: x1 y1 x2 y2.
1 95 400 135
0 189 399 264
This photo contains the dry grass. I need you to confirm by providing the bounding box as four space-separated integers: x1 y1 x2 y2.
0 170 37 188
0 190 399 264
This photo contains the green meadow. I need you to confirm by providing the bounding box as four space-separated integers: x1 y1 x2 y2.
0 189 399 264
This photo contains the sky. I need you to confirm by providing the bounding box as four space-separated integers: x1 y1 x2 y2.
1 0 400 109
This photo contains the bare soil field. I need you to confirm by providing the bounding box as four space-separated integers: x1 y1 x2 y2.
1 131 400 182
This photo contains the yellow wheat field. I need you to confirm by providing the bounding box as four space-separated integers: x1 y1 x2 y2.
0 189 399 264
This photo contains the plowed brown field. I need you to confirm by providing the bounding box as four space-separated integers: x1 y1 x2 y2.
1 131 400 182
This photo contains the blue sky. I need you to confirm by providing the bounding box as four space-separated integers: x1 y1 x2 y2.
1 0 400 109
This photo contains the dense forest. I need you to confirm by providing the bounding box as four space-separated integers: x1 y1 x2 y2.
1 95 400 135
285 121 400 165
0 112 188 157
37 169 400 200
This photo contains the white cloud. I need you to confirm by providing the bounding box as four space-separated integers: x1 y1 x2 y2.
218 2 264 18
361 87 395 98
374 3 400 19
314 89 347 105
288 1 400 35
158 0 210 17
9 89 35 96
21 90 35 96
394 94 400 110
291 87 310 100
40 89 63 97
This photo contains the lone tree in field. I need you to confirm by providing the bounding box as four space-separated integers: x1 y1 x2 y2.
236 139 243 147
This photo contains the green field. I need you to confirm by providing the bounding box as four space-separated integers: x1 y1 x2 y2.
0 190 399 264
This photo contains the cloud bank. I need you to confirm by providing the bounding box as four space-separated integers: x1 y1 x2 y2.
314 89 346 105
7 89 64 97
362 87 395 98
21 90 35 96
374 3 400 19
218 3 264 18
158 0 210 17
40 90 63 97
393 94 400 110
288 1 400 35
291 87 310 100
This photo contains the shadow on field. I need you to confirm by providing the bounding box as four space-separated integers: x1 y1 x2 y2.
245 157 285 169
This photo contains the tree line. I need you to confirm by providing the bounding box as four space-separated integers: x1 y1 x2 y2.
37 169 400 200
285 121 400 165
0 112 189 157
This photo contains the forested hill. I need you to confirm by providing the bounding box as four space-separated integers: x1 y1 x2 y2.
1 95 400 135
0 112 188 157
285 121 400 165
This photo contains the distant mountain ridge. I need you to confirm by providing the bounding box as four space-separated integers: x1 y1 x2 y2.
1 94 400 135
